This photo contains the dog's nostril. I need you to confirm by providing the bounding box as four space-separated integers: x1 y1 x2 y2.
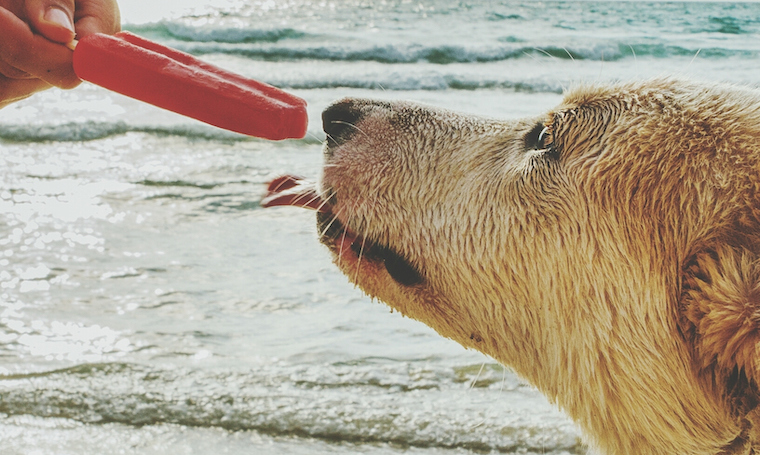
322 100 365 147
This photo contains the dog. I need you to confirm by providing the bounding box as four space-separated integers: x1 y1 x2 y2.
264 77 760 454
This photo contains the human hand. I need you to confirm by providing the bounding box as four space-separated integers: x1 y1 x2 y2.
0 0 120 108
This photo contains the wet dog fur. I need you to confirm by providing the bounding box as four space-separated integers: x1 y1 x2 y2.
316 78 760 454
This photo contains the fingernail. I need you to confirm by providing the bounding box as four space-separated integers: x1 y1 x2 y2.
44 7 74 32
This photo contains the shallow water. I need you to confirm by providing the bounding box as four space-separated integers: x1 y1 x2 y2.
3 1 760 453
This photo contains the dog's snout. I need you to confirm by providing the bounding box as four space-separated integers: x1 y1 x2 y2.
322 99 366 148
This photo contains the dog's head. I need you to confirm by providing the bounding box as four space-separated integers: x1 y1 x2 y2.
317 79 760 356
318 79 760 453
264 78 760 453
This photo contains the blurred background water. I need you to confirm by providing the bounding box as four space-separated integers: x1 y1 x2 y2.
3 1 760 454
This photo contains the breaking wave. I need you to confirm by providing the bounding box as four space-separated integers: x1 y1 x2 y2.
0 362 583 453
0 121 252 143
125 23 755 64
127 22 307 43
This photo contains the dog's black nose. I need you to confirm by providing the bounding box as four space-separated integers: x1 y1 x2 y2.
322 99 365 148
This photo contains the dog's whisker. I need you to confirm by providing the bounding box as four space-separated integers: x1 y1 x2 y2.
335 204 360 268
336 223 349 267
468 362 486 391
352 229 368 284
315 195 334 213
351 199 373 284
318 212 341 239
303 192 326 210
330 120 371 139
532 47 558 61
688 48 702 70
466 362 489 431
562 47 575 62
305 130 323 142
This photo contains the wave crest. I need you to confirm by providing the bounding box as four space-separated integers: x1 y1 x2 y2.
128 22 306 43
0 362 583 453
159 40 746 64
0 121 251 143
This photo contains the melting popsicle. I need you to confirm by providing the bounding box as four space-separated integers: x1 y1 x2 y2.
72 32 308 140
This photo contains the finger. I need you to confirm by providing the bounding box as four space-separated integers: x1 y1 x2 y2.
0 58 33 79
0 75 51 108
25 0 76 44
0 3 37 80
73 0 120 38
0 0 28 19
0 6 80 89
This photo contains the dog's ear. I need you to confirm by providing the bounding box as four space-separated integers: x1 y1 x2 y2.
680 245 760 381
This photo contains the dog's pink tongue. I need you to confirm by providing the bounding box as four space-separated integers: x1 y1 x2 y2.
261 175 328 212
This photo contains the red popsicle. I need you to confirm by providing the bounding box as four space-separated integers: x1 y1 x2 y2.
71 32 308 140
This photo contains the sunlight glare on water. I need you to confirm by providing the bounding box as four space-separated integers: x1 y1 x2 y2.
5 1 760 454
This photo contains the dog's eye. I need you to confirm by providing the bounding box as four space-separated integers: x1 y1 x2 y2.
525 123 551 151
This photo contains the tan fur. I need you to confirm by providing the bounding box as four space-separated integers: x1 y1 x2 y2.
318 78 760 454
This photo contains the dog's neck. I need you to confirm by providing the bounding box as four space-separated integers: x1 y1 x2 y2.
490 276 739 454
463 217 746 454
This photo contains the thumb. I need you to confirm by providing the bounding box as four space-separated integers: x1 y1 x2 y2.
26 0 76 44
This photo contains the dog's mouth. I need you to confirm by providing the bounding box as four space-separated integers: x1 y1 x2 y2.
261 175 424 287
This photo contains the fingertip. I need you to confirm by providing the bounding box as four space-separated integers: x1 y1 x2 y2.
39 6 76 43
44 7 74 32
60 79 81 90
53 70 81 89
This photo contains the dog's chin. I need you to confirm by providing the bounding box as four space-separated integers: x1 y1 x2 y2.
260 175 424 288
316 210 424 288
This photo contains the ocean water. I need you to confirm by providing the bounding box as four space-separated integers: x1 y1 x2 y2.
2 1 760 454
